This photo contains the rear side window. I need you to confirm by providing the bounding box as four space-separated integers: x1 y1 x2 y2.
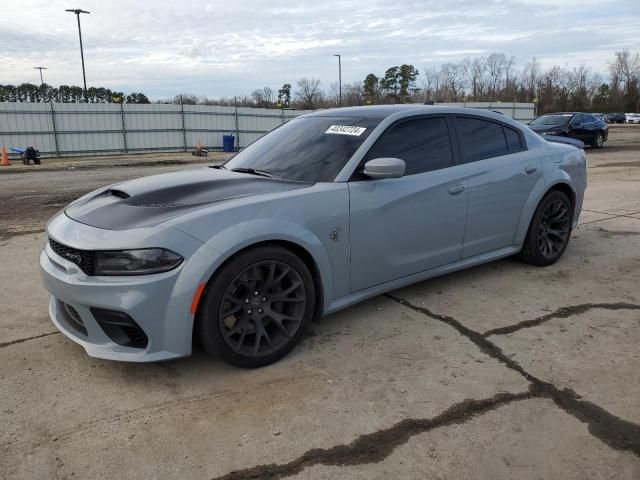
364 117 452 176
504 126 523 152
456 117 509 163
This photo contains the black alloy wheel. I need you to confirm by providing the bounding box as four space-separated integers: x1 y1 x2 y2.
197 246 315 368
521 191 573 266
218 260 306 357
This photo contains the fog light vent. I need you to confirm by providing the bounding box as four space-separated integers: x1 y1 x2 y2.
63 302 87 336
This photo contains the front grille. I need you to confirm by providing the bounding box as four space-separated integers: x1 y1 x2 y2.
63 303 88 336
49 239 95 275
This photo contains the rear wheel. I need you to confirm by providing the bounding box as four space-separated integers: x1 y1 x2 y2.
196 246 315 368
520 191 573 266
592 131 604 149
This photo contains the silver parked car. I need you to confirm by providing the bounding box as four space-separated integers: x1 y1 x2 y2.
626 113 640 124
40 106 587 367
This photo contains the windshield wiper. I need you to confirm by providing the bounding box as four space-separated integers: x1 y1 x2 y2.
230 167 278 178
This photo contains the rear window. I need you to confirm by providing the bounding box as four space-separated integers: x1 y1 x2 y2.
456 117 509 163
530 114 572 126
504 126 523 152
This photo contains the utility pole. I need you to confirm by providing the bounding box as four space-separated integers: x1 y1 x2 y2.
334 54 342 107
34 67 47 86
66 8 90 102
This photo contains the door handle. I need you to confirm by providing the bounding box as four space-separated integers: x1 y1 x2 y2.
525 165 538 174
448 184 465 195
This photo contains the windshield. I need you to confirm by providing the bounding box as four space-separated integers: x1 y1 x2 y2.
530 114 573 126
223 116 381 182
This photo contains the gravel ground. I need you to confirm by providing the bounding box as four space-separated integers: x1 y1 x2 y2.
1 125 639 479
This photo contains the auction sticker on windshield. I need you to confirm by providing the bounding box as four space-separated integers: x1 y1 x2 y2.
325 125 367 136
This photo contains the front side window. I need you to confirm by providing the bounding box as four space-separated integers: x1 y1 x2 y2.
456 117 509 163
224 116 381 182
363 117 453 176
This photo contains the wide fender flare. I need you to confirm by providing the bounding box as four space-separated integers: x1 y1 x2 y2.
170 219 334 327
513 174 575 245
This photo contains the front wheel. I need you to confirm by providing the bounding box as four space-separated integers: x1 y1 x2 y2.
520 191 573 266
196 246 316 368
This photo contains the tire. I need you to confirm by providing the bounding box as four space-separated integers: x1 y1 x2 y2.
196 245 316 368
591 131 604 149
520 191 573 266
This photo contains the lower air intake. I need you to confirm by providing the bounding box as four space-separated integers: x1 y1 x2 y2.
91 308 149 349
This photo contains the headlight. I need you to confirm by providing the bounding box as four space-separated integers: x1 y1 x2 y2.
94 249 183 276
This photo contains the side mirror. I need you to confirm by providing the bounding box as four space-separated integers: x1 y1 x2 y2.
363 157 406 179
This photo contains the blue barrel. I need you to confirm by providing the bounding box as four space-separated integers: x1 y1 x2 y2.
222 134 235 152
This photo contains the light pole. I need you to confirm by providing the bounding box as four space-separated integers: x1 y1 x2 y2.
66 8 90 102
34 67 47 86
334 54 342 107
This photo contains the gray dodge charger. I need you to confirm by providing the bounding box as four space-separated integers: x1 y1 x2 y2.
40 105 587 367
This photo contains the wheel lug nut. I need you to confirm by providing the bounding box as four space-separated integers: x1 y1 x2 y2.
262 297 267 302
244 298 250 304
254 291 260 296
247 309 253 314
258 308 264 314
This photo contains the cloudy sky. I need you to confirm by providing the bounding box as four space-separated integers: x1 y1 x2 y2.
2 0 639 99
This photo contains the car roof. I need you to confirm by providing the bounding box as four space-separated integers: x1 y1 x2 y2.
541 112 580 115
303 105 430 119
301 104 514 120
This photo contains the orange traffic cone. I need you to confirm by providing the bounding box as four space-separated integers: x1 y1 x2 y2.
1 146 9 166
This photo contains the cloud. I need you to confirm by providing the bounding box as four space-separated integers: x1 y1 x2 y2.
2 0 639 98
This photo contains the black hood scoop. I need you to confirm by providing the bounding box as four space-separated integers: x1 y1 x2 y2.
65 167 311 230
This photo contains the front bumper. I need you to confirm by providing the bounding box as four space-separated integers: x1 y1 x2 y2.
39 213 218 362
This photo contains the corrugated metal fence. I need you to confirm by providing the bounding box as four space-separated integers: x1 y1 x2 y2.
436 102 535 123
0 101 534 157
0 103 314 157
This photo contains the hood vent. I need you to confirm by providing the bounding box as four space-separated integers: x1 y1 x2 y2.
107 189 130 199
138 201 186 208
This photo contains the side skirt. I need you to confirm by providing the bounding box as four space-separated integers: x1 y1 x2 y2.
324 245 520 316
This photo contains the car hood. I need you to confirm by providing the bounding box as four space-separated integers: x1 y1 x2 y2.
65 167 312 230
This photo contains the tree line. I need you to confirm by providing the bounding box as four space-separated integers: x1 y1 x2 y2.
2 49 639 114
164 49 640 114
0 83 150 104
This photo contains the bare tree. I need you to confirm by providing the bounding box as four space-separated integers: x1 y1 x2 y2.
294 78 323 109
421 67 441 102
327 81 341 107
609 49 640 94
523 57 541 102
503 55 517 99
486 52 507 101
261 86 275 107
173 93 198 105
343 82 365 106
441 63 464 102
462 56 487 101
251 87 275 108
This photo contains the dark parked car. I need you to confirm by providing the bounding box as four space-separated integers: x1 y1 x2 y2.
605 113 626 124
528 112 608 148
